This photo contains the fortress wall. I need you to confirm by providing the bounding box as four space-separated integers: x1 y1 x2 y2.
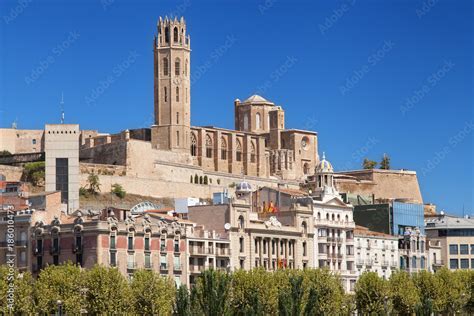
0 165 23 181
336 170 423 203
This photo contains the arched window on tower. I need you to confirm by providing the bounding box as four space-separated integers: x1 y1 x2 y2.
220 137 227 160
165 27 169 43
164 87 167 102
236 140 242 162
173 27 179 43
256 113 261 130
190 133 197 156
185 59 188 76
176 131 180 146
175 58 180 76
243 114 249 131
303 163 310 175
250 142 256 163
205 134 213 158
163 58 169 76
176 87 179 102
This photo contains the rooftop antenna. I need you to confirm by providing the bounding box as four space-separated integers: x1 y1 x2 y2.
60 92 65 124
11 118 18 129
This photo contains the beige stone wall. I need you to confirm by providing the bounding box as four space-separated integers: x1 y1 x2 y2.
0 165 23 181
336 170 423 203
0 128 44 154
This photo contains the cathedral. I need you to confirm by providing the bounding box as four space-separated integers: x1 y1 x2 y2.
147 16 318 181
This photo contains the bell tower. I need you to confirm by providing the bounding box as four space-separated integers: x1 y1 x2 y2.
152 16 191 153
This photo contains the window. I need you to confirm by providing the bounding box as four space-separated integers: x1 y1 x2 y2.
450 259 458 269
174 239 180 253
53 255 59 265
144 236 150 251
238 216 244 229
173 27 178 43
302 221 307 235
263 240 267 254
471 244 474 254
420 256 425 269
176 87 179 102
174 255 181 270
243 114 248 131
145 253 151 268
52 237 59 253
236 140 242 162
460 244 469 254
32 139 36 145
255 239 258 254
185 59 188 76
449 244 458 255
160 255 167 269
205 134 213 158
272 240 275 255
128 235 134 251
250 142 256 163
76 253 83 267
239 237 244 253
110 235 116 249
127 254 135 269
164 26 169 43
460 259 469 269
176 112 179 124
175 58 180 76
303 163 310 175
412 256 417 269
220 137 227 160
163 58 169 76
56 158 69 204
176 131 179 146
110 252 117 266
303 242 307 256
190 133 197 156
256 113 261 129
164 87 167 102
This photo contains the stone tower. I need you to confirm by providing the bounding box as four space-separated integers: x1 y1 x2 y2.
152 16 191 153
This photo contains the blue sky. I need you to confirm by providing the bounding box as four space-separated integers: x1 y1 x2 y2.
0 0 472 215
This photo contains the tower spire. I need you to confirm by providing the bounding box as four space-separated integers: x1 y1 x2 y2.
60 92 65 124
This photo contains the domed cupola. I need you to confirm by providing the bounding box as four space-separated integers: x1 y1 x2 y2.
314 152 334 189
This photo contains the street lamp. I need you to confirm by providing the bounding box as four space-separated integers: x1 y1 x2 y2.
56 300 63 316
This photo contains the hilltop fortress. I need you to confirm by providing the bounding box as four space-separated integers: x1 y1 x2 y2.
0 17 422 204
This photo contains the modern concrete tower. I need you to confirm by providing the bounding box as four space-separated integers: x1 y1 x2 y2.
152 16 191 153
45 124 80 214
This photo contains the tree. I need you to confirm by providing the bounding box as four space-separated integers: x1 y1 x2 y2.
434 268 470 314
278 274 304 316
192 269 232 316
362 158 377 169
355 272 389 315
174 284 191 316
301 268 345 315
23 161 45 186
111 183 126 199
231 268 278 315
87 172 101 195
389 270 420 314
0 150 12 157
412 270 441 315
0 266 35 314
380 154 391 170
130 269 175 315
34 263 85 315
84 265 131 314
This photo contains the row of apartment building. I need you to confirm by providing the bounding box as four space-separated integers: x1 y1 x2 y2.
1 157 472 292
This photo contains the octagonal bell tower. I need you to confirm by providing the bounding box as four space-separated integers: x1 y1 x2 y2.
152 16 191 153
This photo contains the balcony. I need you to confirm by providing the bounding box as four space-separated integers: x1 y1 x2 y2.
216 248 231 256
189 247 207 255
366 259 373 266
432 260 444 267
0 240 28 248
189 265 205 273
336 237 343 244
160 263 168 272
390 261 398 269
327 237 335 243
356 260 364 266
173 264 182 272
381 260 389 267
144 262 152 269
127 262 137 270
